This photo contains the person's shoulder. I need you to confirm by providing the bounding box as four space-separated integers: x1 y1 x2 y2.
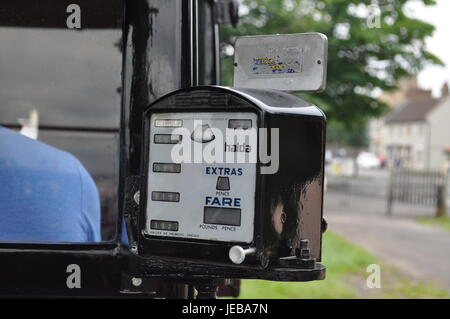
0 126 65 154
72 154 96 188
0 126 78 170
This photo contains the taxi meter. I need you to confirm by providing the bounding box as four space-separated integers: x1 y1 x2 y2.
130 33 328 283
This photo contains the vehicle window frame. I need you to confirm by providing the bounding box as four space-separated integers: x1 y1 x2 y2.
0 0 125 246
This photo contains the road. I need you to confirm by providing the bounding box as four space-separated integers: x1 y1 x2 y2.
324 169 450 290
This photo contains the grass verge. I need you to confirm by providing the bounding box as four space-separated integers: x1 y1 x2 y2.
417 216 450 232
234 232 449 299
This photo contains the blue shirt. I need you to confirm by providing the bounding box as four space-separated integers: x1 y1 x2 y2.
0 126 101 242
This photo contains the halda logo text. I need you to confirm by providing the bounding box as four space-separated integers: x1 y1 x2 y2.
225 142 251 153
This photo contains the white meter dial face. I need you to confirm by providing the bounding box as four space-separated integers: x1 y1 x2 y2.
145 112 258 243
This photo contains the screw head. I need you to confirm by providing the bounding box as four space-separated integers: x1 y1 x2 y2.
300 239 309 249
229 246 246 264
131 277 142 287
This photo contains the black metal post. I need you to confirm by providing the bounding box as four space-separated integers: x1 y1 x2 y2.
122 0 220 299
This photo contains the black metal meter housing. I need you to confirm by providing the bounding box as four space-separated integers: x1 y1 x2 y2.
132 86 326 282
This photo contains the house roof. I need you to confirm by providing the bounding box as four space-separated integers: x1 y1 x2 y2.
385 96 439 124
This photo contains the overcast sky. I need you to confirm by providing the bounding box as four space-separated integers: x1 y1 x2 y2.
406 0 450 96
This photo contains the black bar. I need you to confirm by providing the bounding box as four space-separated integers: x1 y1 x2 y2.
0 0 123 29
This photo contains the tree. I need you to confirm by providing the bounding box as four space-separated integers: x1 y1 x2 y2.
220 0 442 135
327 121 368 148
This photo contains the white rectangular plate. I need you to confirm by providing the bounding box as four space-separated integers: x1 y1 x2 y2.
145 112 258 243
233 33 327 92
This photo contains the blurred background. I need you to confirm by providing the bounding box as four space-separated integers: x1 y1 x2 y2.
220 0 450 298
